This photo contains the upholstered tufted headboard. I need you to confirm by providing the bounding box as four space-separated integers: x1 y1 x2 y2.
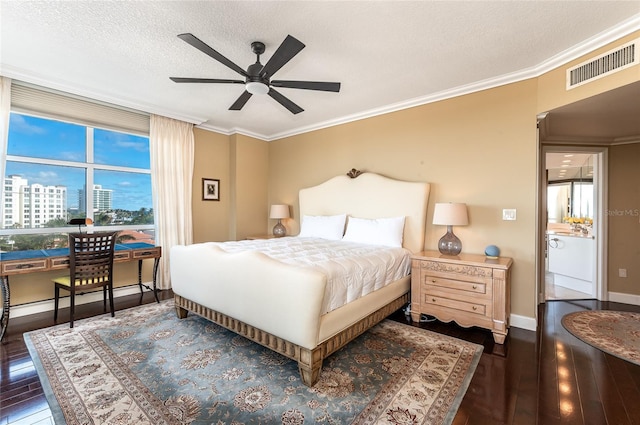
298 172 430 253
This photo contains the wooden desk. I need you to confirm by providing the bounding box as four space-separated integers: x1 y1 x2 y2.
0 243 161 341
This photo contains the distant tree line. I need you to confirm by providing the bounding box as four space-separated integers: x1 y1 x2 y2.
0 208 153 251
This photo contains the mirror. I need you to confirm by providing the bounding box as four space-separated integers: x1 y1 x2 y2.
547 153 594 223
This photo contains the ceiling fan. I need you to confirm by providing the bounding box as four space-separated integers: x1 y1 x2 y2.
170 33 341 114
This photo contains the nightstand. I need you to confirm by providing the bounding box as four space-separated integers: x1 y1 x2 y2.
410 250 513 344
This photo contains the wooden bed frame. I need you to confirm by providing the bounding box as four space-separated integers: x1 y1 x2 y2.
171 171 430 386
174 292 409 386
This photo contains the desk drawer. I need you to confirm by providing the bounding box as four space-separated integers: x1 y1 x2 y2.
114 251 131 262
2 259 48 275
50 257 70 269
132 247 161 260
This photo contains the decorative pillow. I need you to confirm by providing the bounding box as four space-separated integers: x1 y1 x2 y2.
298 214 347 240
342 216 406 247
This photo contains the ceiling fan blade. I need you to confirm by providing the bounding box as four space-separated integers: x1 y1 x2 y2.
259 35 305 79
268 88 304 114
270 80 341 92
177 33 248 78
170 77 245 84
229 91 253 110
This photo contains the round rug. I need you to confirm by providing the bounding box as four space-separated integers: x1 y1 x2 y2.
562 310 640 366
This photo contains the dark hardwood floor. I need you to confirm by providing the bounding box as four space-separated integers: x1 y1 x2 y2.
2 294 639 425
0 289 174 425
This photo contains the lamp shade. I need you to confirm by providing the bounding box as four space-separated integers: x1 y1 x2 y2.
269 204 290 220
432 203 468 226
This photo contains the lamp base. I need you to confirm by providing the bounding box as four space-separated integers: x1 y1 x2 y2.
273 221 286 238
438 226 462 256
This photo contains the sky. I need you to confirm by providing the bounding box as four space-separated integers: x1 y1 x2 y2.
5 113 152 211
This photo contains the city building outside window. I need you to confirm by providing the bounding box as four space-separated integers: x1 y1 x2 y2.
1 111 154 251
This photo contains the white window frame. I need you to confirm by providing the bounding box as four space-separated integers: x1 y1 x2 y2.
3 110 153 239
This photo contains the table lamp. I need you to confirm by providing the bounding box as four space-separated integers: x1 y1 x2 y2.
270 204 290 237
432 203 468 255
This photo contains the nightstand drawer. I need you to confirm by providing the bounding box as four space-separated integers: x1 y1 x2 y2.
421 275 487 295
418 260 493 284
423 293 488 316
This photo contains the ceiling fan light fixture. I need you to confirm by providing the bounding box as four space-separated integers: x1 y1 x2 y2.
172 33 340 113
246 81 269 95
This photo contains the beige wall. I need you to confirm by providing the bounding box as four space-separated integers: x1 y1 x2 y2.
192 128 231 243
229 134 270 240
608 143 640 294
191 130 269 242
269 81 539 319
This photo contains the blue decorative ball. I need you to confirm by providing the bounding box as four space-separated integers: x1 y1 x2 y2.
485 245 500 258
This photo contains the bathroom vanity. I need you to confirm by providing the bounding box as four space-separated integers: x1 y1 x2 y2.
547 230 595 295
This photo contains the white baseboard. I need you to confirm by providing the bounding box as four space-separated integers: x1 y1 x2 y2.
510 313 537 332
9 284 154 319
608 291 640 306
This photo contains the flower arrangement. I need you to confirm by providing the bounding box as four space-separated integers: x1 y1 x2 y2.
563 216 593 225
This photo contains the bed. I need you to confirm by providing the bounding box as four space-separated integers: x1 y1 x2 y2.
170 171 430 386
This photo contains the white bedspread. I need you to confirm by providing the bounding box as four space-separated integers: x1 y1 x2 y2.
207 237 411 315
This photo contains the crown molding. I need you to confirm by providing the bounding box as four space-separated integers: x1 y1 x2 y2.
270 14 640 141
3 13 639 142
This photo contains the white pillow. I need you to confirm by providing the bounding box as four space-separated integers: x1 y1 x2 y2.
342 216 406 248
298 214 347 240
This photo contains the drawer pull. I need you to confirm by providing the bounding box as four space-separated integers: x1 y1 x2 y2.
472 306 477 311
432 298 436 302
472 285 477 289
16 263 35 269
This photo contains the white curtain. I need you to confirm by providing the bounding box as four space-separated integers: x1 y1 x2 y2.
0 77 11 224
149 115 194 289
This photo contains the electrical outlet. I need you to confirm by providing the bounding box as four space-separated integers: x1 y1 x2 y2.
502 209 517 221
619 268 627 278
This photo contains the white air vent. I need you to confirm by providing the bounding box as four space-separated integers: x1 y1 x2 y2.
566 39 638 90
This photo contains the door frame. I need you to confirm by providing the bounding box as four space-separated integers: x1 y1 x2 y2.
537 144 608 303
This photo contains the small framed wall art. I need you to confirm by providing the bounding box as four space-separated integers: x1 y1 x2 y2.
202 178 220 201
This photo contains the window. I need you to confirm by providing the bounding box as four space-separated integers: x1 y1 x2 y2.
1 111 154 251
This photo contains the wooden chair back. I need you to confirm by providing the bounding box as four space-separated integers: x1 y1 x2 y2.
68 231 117 289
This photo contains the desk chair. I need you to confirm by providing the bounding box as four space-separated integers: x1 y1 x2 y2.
53 231 117 328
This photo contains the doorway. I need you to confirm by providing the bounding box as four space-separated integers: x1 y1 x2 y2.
539 146 607 303
545 151 595 300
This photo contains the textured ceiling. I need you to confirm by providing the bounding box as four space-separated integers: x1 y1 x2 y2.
1 1 639 140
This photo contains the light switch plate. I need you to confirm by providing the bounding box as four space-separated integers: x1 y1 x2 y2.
503 209 517 221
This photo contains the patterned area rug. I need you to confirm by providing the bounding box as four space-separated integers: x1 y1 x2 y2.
25 300 482 425
562 310 640 365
